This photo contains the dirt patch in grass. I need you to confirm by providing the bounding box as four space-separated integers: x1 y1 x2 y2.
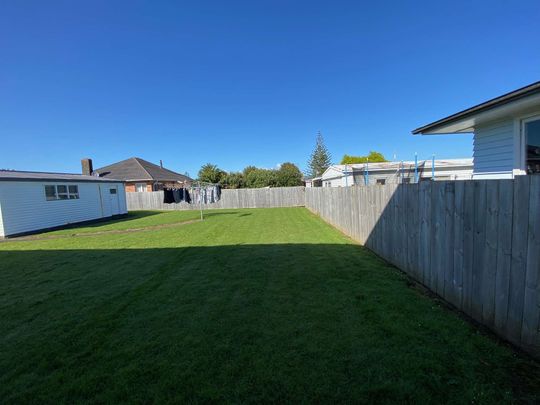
2 219 201 242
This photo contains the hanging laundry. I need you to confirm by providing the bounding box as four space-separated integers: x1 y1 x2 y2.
173 189 181 203
186 184 221 205
163 188 175 204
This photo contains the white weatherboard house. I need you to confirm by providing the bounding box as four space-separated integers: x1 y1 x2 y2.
319 159 473 187
413 81 540 179
0 170 127 238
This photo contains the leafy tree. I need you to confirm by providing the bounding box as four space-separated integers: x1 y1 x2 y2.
276 162 303 187
245 168 278 188
197 163 226 184
242 165 257 178
307 131 332 177
220 172 244 189
340 151 387 164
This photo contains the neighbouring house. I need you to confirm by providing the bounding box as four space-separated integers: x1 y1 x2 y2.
318 159 473 187
413 81 540 178
92 157 192 192
304 176 322 188
0 170 126 238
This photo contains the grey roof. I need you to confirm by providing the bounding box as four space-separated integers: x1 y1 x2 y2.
94 157 192 183
0 170 123 183
413 80 540 134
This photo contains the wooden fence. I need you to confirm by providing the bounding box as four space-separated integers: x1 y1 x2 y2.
126 187 305 211
305 177 540 358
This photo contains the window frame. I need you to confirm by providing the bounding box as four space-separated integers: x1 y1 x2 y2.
135 183 147 192
57 185 69 200
521 114 540 174
45 185 57 201
44 184 80 201
68 185 80 199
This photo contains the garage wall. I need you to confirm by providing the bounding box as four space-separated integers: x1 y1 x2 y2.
0 200 4 237
0 181 126 237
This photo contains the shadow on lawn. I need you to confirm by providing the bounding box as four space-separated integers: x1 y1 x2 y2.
1 244 539 403
40 210 163 234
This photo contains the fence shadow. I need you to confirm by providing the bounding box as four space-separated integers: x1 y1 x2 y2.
305 177 540 358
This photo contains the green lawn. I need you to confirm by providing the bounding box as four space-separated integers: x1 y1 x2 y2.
39 210 203 236
0 208 538 403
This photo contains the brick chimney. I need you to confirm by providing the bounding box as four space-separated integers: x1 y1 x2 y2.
81 158 93 176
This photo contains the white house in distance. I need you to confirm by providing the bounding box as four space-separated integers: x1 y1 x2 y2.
312 158 473 187
413 81 540 178
0 169 127 238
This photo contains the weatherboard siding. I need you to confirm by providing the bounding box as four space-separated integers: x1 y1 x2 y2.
473 119 514 177
0 200 4 237
0 181 127 237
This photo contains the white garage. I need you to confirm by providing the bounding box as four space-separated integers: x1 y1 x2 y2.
0 170 127 238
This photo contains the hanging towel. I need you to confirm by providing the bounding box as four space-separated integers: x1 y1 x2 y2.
163 188 175 204
173 189 181 203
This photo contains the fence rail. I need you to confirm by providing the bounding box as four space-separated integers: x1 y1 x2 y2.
126 187 305 211
305 178 540 358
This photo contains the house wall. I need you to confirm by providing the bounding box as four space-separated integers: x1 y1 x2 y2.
0 181 127 237
348 166 473 186
125 182 153 192
0 200 4 237
125 182 188 192
473 119 515 178
321 167 354 187
322 176 350 187
125 183 136 192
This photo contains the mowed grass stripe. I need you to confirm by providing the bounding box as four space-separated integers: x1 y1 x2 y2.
0 208 538 403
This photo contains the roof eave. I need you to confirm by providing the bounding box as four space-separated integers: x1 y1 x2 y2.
412 81 540 135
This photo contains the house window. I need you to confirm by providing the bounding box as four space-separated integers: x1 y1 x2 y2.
110 188 117 194
45 185 57 200
525 118 540 174
57 185 69 199
68 185 79 199
135 183 147 192
44 184 80 201
376 179 386 185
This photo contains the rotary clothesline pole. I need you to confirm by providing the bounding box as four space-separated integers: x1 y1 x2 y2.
192 180 219 221
199 181 203 221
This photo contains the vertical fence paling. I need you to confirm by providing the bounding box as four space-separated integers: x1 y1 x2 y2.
305 179 540 358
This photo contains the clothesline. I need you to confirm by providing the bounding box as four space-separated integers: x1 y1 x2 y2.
162 184 221 205
162 181 222 220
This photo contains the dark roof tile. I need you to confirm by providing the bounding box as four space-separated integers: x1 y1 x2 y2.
94 157 192 183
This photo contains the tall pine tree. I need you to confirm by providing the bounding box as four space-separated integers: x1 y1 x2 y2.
307 131 332 177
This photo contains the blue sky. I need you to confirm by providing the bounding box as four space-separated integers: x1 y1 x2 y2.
1 1 539 177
